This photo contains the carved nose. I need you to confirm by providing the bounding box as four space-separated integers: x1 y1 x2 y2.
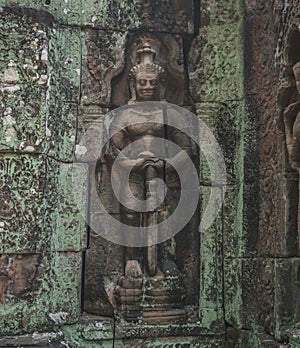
145 81 153 89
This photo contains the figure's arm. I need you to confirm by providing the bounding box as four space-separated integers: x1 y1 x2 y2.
283 101 300 167
167 128 193 170
110 130 144 170
284 101 300 145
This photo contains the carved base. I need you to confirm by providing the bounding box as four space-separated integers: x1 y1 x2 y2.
142 308 187 325
115 269 186 324
115 286 143 321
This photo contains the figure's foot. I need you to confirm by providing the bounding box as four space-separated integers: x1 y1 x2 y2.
115 260 143 321
118 260 143 289
125 260 142 278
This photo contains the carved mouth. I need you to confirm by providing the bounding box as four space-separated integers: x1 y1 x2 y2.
141 91 154 95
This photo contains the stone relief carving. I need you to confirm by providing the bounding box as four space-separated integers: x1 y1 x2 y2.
92 37 198 323
279 28 300 254
84 31 184 109
111 33 184 107
278 28 300 169
283 61 300 169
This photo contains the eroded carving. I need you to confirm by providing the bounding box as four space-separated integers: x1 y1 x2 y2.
95 40 196 323
277 26 300 256
283 62 300 169
111 33 184 107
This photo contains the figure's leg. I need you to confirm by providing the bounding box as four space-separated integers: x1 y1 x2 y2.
120 205 143 274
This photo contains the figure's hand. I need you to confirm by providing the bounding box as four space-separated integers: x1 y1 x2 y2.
143 158 164 172
155 159 164 171
116 158 144 171
129 158 145 173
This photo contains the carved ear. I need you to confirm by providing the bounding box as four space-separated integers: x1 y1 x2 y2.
159 84 166 101
129 77 136 103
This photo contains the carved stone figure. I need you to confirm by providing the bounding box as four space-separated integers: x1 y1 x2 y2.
98 42 193 323
284 61 300 169
283 60 300 250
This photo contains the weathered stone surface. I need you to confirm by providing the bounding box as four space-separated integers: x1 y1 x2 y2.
225 330 289 348
175 209 200 307
223 183 259 259
46 26 80 161
0 254 44 304
189 0 243 102
199 186 224 332
287 323 300 348
45 100 78 162
0 154 86 254
48 161 88 252
0 155 47 253
0 9 79 161
83 230 122 317
225 328 270 348
200 0 242 26
0 10 49 153
274 258 300 341
76 112 105 162
0 85 47 153
0 1 80 26
2 0 299 347
244 97 259 184
83 169 123 315
81 0 194 34
48 26 81 103
224 257 243 330
0 0 194 33
0 252 81 335
224 258 275 334
223 185 243 259
46 252 82 326
245 0 294 257
258 176 298 258
0 9 49 85
63 319 225 346
81 29 127 108
0 332 63 347
196 101 242 185
113 337 223 347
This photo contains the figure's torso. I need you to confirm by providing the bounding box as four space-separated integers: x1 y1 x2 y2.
110 108 167 158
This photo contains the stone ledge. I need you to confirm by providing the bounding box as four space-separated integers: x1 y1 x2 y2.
76 314 225 341
0 332 65 347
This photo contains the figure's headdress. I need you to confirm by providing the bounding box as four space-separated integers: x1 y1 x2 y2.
128 43 166 103
129 43 165 79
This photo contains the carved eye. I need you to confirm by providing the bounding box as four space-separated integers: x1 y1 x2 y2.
150 80 156 86
138 80 146 86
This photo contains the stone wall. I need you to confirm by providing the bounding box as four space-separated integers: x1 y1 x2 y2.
0 0 299 347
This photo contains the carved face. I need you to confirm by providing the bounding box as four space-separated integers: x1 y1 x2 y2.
135 72 158 101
